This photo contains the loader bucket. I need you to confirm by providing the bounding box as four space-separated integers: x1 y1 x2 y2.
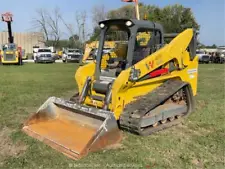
22 97 122 160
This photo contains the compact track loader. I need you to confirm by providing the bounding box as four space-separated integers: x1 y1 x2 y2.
22 19 198 160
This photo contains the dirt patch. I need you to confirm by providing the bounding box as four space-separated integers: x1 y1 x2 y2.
0 127 27 163
105 143 126 150
0 92 6 97
196 100 207 110
191 159 204 168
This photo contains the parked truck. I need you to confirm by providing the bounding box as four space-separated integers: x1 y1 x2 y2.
62 48 82 63
35 48 55 63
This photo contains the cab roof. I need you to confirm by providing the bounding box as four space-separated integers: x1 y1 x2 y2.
99 19 163 33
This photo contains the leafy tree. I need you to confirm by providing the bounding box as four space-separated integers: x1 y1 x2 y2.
107 5 135 19
45 37 83 50
69 34 79 41
211 44 217 48
204 44 217 49
107 4 147 20
147 4 200 33
68 38 83 49
88 3 199 42
87 27 101 43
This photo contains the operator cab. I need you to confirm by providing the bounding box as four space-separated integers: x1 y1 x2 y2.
95 19 164 80
89 19 164 105
78 19 164 108
2 43 17 51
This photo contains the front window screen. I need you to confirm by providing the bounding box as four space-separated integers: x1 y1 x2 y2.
100 25 129 77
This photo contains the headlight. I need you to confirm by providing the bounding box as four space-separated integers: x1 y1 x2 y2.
126 21 133 27
100 23 105 29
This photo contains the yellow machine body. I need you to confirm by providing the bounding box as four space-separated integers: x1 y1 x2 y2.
0 49 20 64
57 51 63 58
76 29 198 120
22 19 198 160
82 41 117 62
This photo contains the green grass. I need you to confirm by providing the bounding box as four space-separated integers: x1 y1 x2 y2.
0 63 224 169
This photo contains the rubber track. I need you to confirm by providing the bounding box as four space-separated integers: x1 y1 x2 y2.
119 79 191 136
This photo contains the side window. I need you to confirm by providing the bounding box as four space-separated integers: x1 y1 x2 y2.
132 28 163 65
132 29 153 65
136 31 151 47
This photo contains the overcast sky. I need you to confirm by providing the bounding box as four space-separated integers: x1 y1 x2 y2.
0 0 224 46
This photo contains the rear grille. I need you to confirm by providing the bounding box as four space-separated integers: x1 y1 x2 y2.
40 54 51 57
4 54 16 61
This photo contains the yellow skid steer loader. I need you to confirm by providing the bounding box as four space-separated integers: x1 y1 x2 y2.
22 19 198 160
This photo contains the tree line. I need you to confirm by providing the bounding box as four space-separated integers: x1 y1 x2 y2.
32 7 87 50
33 3 200 50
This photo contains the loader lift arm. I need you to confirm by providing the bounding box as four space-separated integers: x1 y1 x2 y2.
129 28 197 81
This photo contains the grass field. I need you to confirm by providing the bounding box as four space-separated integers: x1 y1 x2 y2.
0 63 224 169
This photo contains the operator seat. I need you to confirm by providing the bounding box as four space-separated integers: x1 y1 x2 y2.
132 31 162 65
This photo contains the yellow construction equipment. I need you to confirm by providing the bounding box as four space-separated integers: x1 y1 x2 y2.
22 18 198 160
0 12 23 65
82 41 116 62
57 50 63 58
